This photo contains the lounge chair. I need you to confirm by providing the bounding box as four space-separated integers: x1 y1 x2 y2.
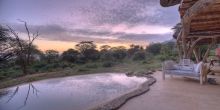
162 59 206 84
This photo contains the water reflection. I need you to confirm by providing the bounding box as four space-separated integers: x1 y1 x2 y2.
0 73 147 110
0 84 39 110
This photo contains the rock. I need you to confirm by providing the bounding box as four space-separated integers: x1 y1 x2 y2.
126 71 134 77
146 71 154 75
208 78 218 85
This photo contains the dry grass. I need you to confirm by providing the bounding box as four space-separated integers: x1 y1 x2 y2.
0 60 161 89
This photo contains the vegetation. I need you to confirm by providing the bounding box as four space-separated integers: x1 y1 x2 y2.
0 24 179 88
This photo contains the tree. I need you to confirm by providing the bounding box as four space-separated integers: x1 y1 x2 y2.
75 41 96 53
172 23 181 39
100 45 111 52
159 41 178 61
110 46 127 60
75 41 100 61
26 45 44 63
99 45 114 61
132 51 146 61
146 43 162 55
45 50 59 63
127 44 143 57
0 25 16 64
7 21 39 74
100 51 114 61
61 49 79 63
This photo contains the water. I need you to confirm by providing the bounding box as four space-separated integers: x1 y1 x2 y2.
0 73 147 110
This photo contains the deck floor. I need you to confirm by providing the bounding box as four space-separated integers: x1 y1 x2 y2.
119 71 220 110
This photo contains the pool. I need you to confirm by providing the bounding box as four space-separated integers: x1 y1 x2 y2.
0 73 148 110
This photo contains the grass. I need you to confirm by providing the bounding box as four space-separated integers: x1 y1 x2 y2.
0 59 162 89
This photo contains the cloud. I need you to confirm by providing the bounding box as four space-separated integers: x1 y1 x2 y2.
0 0 179 27
119 33 172 42
77 0 179 26
9 23 172 44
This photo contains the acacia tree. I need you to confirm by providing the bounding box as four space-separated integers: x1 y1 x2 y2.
75 41 100 61
146 43 162 55
7 21 39 74
45 50 59 63
127 44 143 57
100 45 111 52
110 46 127 60
0 25 16 64
61 49 79 63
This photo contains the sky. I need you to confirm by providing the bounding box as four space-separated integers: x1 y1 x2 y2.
0 0 180 52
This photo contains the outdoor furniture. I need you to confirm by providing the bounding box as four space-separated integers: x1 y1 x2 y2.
162 59 206 84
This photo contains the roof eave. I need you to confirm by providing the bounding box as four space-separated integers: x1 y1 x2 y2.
160 0 182 7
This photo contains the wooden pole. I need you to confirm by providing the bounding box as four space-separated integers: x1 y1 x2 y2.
193 47 200 63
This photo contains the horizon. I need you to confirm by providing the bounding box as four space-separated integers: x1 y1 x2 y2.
0 0 180 52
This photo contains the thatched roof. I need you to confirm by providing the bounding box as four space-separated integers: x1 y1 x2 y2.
160 0 181 7
161 0 220 45
180 0 220 44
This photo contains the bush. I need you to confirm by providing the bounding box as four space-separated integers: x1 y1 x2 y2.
102 61 114 67
61 49 79 63
75 55 87 64
142 61 148 64
33 62 47 69
85 64 98 68
2 68 23 78
132 51 146 61
146 43 162 55
100 51 114 61
77 68 89 72
59 62 69 69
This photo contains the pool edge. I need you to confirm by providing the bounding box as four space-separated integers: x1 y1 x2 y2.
90 75 156 110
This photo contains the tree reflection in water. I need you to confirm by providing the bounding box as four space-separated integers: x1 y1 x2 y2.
4 84 39 110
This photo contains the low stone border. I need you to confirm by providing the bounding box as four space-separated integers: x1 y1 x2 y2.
90 74 156 110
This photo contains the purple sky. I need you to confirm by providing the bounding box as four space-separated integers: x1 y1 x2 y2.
0 0 180 51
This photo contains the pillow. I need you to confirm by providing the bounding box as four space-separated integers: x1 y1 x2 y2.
180 59 191 66
195 62 203 73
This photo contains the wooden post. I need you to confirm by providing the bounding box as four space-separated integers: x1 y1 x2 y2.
203 38 216 62
193 47 200 63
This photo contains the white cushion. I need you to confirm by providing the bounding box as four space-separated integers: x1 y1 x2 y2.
173 65 180 70
195 62 203 73
181 66 194 71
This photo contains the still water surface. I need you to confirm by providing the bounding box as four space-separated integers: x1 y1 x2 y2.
0 73 147 110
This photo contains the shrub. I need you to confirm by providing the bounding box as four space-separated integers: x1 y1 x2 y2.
142 61 148 64
132 51 146 61
33 62 47 69
102 61 114 67
146 43 162 55
85 64 98 68
61 49 79 63
100 51 114 61
60 62 69 69
77 68 89 72
75 55 87 64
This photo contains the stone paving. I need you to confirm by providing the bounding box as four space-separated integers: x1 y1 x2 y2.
119 71 220 110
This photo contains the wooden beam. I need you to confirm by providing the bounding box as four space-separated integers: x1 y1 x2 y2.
182 0 218 41
182 0 218 23
203 39 216 62
181 0 218 58
193 47 200 63
187 37 207 57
